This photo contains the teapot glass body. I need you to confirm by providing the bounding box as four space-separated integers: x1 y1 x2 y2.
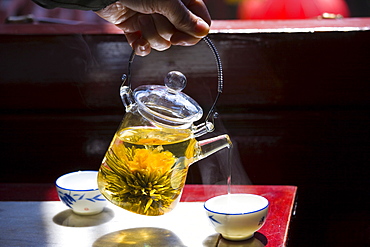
97 104 230 216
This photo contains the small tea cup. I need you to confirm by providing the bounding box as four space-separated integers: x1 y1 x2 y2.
56 170 107 215
204 194 269 241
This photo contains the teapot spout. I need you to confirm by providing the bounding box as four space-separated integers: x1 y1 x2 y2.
196 134 232 162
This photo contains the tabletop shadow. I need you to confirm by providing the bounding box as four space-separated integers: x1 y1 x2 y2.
203 232 268 247
53 207 114 227
93 227 186 247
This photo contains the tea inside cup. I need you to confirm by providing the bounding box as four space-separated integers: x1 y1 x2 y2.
204 194 269 241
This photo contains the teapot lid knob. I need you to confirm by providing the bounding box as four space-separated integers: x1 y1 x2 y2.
133 70 202 129
164 71 186 92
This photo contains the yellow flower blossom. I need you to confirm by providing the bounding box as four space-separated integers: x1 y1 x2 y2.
128 148 176 174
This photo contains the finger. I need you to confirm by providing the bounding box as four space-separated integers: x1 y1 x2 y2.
124 32 151 56
183 0 211 25
132 36 151 56
95 1 136 25
151 14 175 41
138 14 171 51
124 31 141 46
170 31 202 46
114 13 141 34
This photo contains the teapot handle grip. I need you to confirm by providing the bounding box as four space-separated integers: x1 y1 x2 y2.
122 36 223 133
202 37 223 132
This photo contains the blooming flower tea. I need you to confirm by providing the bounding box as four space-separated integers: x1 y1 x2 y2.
98 127 198 216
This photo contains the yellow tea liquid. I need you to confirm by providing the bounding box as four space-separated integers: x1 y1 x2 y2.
98 127 198 216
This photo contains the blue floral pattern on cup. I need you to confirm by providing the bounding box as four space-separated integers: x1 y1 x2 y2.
58 191 106 208
209 215 221 226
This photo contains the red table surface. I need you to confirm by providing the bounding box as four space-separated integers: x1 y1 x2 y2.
0 183 297 246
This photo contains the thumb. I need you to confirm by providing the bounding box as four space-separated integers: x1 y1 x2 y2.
160 0 210 38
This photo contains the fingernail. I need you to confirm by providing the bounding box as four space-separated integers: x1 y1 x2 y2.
135 42 150 56
197 18 209 28
196 18 210 36
139 43 149 51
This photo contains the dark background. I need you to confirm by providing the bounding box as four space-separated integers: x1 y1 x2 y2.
0 1 369 247
1 23 369 246
206 0 370 19
1 0 370 23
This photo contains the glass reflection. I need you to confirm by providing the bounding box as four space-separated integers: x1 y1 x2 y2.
93 227 185 247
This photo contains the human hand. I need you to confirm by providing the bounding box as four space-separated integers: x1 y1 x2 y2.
95 0 211 56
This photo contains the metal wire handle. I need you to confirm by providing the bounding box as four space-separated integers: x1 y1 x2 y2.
122 36 223 131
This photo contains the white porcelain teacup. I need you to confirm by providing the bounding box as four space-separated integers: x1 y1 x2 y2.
204 194 269 241
56 171 107 215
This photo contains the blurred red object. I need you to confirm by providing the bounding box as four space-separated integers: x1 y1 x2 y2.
238 0 350 19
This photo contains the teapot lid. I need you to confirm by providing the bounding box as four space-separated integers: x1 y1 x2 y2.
133 71 203 128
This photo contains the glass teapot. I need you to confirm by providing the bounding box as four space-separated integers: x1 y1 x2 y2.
97 37 231 216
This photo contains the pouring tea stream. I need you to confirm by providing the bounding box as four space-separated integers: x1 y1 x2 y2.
97 37 232 216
